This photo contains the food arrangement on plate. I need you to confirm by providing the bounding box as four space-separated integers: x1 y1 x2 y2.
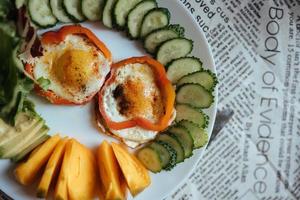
0 0 217 199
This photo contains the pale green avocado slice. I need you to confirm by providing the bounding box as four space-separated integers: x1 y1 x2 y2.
0 118 46 159
0 113 40 146
11 131 50 162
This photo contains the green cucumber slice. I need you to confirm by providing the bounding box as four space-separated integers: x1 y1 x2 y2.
63 0 86 22
50 0 72 23
28 0 57 28
127 0 157 39
156 38 193 66
149 142 170 168
81 0 105 21
166 57 202 84
156 141 177 170
176 83 214 109
140 8 170 38
144 25 184 54
177 70 218 91
102 0 117 28
156 133 184 163
175 104 208 128
137 145 162 173
178 120 208 149
168 125 194 158
113 0 142 29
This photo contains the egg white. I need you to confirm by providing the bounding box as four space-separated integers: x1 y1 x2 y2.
30 35 111 104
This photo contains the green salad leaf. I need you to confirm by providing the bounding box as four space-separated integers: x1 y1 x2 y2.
0 0 13 21
0 3 37 125
37 77 51 91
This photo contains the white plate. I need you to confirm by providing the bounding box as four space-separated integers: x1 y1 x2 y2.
0 0 217 199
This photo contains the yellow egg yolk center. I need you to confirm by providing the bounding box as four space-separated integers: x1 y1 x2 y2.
52 50 95 92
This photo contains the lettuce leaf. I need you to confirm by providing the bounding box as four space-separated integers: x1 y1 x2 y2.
0 0 13 21
0 3 36 125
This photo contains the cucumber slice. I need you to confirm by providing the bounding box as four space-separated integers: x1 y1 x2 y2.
166 57 202 84
28 0 57 28
149 142 170 168
50 0 72 23
177 70 218 91
137 146 162 173
140 8 170 38
156 38 193 66
127 0 157 39
175 104 208 128
63 0 86 22
176 83 214 109
102 0 117 28
156 133 184 163
144 25 184 54
113 0 143 29
167 24 185 37
82 0 105 21
156 141 177 170
168 125 194 158
178 120 208 149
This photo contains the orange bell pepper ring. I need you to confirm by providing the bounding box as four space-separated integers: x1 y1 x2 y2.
41 25 111 61
25 25 112 105
98 56 175 132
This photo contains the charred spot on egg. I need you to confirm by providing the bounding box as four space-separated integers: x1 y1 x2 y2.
112 79 164 121
25 31 111 104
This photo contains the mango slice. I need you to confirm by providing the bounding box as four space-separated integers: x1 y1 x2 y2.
97 141 126 200
111 142 151 196
54 139 73 200
67 140 97 200
37 137 68 198
14 134 61 185
120 172 128 199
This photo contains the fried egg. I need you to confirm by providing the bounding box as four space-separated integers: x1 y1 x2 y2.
28 34 111 104
100 62 175 148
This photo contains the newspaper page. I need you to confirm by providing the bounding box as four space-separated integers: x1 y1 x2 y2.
166 0 300 199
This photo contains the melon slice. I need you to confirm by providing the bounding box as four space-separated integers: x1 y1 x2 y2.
37 137 68 198
14 134 61 185
111 142 151 196
67 140 97 200
97 140 126 200
54 139 73 200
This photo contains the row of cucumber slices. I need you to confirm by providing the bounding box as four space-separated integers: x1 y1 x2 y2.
138 59 217 172
137 84 215 173
137 119 209 172
21 0 218 172
25 0 191 65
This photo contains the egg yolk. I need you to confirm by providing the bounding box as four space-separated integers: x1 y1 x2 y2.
52 49 95 92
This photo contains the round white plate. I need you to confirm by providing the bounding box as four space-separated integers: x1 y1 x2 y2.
0 0 217 199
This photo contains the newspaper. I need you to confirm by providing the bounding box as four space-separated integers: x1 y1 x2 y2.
167 0 300 199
